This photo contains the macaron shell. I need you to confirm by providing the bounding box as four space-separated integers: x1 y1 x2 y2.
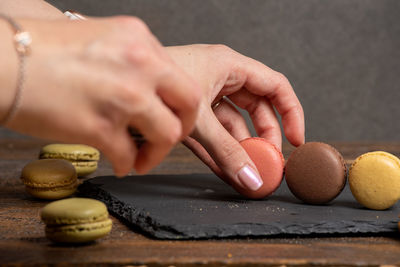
45 219 112 243
349 151 400 210
41 198 109 225
284 142 347 204
21 159 77 187
40 144 100 161
71 161 98 177
237 137 284 199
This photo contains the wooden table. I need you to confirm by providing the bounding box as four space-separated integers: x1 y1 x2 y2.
1 138 400 266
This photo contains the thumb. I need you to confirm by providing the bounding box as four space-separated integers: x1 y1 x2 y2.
192 106 263 194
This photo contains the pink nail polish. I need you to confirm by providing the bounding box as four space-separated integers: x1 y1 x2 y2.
237 165 263 191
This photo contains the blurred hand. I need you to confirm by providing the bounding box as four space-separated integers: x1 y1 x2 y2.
167 44 304 194
5 17 201 176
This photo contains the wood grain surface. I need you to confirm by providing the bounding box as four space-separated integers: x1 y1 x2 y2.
1 138 400 266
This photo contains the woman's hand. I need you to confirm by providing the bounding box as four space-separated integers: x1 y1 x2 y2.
4 17 201 176
166 44 304 194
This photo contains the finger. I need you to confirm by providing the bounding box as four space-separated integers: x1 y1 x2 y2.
157 64 201 138
235 56 304 146
92 127 138 177
183 136 226 182
228 90 282 150
213 99 251 142
192 106 263 192
131 95 182 174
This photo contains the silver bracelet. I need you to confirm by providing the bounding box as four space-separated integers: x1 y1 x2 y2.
0 14 31 126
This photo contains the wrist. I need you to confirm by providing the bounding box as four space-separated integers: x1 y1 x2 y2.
0 19 18 123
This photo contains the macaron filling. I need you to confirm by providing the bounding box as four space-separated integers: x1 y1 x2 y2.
42 212 110 226
23 180 79 191
39 145 100 161
70 161 98 167
39 144 100 176
45 219 112 234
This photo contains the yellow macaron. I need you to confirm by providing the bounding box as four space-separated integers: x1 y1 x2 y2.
349 151 400 210
39 144 100 177
41 198 112 243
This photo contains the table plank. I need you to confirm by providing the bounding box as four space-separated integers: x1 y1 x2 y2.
1 138 400 266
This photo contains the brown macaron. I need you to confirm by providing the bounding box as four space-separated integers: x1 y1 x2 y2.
21 159 78 200
284 142 347 204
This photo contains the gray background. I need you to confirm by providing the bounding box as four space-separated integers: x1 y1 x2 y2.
2 0 399 141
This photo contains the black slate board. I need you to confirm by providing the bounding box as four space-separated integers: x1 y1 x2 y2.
79 174 400 239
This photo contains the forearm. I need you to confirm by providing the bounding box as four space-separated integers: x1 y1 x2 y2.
0 0 65 19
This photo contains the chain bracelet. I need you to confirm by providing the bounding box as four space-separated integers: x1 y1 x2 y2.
0 14 31 126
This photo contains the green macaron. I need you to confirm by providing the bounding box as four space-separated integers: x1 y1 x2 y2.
40 198 112 243
21 159 78 200
39 144 100 177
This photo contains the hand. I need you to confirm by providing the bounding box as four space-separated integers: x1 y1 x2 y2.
166 44 304 194
5 17 201 176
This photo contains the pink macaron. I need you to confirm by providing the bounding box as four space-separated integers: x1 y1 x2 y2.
236 137 285 199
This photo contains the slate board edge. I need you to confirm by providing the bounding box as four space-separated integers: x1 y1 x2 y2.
78 179 398 240
78 180 195 239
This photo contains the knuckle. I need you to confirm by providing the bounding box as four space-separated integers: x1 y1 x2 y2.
222 120 235 133
99 81 141 118
245 97 261 115
274 72 290 89
158 63 174 79
215 111 234 131
286 103 304 117
116 18 154 65
209 44 233 54
82 133 109 158
160 69 202 112
217 141 243 170
220 139 240 159
115 16 149 32
262 122 280 134
162 121 182 146
79 118 101 140
115 81 141 103
125 43 152 65
185 84 202 111
92 125 113 149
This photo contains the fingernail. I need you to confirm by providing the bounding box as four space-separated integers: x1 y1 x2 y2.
237 165 263 191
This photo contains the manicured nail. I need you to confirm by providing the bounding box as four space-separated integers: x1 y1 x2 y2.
237 165 263 191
